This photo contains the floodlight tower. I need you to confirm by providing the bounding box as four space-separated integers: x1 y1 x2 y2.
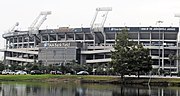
28 11 51 36
90 7 112 47
8 22 19 33
5 22 19 49
175 13 180 73
175 14 180 42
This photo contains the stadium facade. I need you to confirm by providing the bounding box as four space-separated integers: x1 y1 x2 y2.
1 8 180 74
1 26 180 73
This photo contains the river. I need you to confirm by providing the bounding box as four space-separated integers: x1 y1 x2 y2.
0 81 179 96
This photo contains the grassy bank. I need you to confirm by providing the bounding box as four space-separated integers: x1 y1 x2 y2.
0 75 119 82
1 75 180 86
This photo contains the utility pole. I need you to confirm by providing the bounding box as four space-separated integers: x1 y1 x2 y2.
156 20 163 75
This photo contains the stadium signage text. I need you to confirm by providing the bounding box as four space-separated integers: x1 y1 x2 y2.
44 42 70 47
110 28 130 31
108 27 178 32
3 32 28 37
140 27 176 31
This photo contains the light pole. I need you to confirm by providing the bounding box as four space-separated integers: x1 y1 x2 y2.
175 14 180 74
175 14 180 26
156 20 163 74
175 14 180 42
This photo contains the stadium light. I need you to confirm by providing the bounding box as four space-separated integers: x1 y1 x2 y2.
175 14 180 30
96 7 112 11
174 13 180 73
40 11 51 15
175 14 180 42
175 14 180 17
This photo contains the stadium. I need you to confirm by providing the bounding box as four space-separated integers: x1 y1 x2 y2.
1 7 180 74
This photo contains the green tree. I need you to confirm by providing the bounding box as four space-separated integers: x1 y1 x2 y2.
0 60 6 71
65 60 88 74
9 63 20 71
111 29 152 78
111 29 134 78
131 44 152 78
168 52 179 76
31 64 39 70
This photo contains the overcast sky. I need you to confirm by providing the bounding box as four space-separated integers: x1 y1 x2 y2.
0 0 180 57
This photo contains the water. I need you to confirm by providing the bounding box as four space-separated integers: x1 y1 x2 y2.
0 81 180 96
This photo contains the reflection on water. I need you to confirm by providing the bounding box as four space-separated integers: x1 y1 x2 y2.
0 81 180 96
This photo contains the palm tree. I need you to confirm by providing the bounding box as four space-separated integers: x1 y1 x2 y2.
168 52 178 76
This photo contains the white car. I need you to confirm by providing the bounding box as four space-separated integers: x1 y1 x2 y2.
15 71 27 75
77 71 89 75
2 70 15 75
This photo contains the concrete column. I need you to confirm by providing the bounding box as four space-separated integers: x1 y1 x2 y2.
5 39 8 49
115 32 117 45
56 34 58 41
161 88 164 96
65 33 67 41
93 33 95 48
93 54 95 60
162 32 164 70
3 51 6 65
28 36 30 48
176 89 179 96
176 41 178 73
40 35 43 42
22 36 24 48
83 33 85 41
12 37 14 48
80 55 85 64
17 37 19 48
47 34 50 42
138 31 140 44
74 33 76 41
150 31 152 46
158 88 160 96
176 49 179 73
83 33 86 50
150 31 152 56
34 36 36 47
104 32 106 49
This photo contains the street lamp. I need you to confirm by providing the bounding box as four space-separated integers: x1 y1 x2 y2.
156 20 163 74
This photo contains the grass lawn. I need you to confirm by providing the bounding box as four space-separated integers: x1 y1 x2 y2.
1 74 180 86
0 75 119 82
